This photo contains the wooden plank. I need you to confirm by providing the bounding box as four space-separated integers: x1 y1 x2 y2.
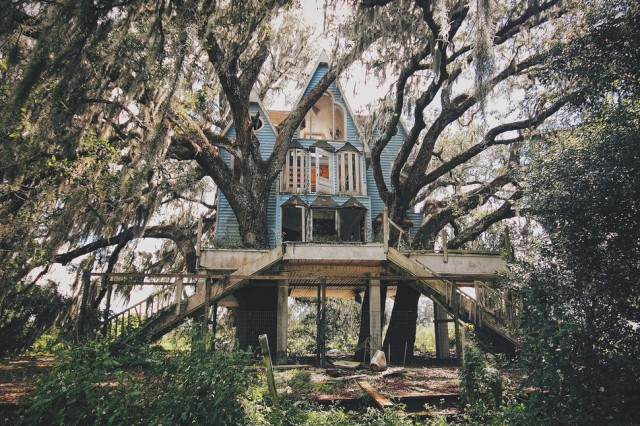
272 364 314 370
259 334 280 410
357 381 394 409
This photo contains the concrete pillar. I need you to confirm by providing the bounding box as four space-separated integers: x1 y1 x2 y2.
276 281 289 364
434 303 451 359
369 278 382 358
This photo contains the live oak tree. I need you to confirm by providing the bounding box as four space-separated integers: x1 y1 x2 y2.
0 0 373 343
355 0 578 362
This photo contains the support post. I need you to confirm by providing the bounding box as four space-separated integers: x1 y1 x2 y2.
369 277 382 359
441 229 449 263
276 280 289 364
203 279 211 339
316 284 321 366
319 277 327 367
211 302 218 349
259 334 280 410
383 207 389 253
174 277 183 316
196 216 203 268
453 284 462 360
102 282 113 337
434 303 451 359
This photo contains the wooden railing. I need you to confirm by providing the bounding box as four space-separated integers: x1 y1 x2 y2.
474 281 522 331
382 207 406 252
104 280 184 340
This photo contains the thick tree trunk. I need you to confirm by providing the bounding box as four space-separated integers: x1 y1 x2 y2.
354 286 387 362
354 288 370 362
382 285 420 365
234 284 278 355
236 200 270 248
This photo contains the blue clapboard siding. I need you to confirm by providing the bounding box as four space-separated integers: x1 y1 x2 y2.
215 102 279 245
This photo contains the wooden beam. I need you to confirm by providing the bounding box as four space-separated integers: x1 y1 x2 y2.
259 334 280 410
357 381 393 409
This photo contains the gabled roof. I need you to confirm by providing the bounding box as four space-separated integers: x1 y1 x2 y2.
290 139 307 150
267 110 289 126
336 141 360 153
309 140 335 152
310 196 340 209
293 51 366 141
340 197 366 209
281 195 309 208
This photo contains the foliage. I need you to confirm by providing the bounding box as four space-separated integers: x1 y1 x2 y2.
19 340 258 425
459 341 506 423
288 298 362 358
245 397 415 426
505 1 640 421
507 114 640 424
0 282 69 357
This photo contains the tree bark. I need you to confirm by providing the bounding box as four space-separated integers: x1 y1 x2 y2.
382 285 420 365
354 285 387 362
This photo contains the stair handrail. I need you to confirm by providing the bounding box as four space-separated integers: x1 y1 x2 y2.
475 281 522 330
105 283 177 339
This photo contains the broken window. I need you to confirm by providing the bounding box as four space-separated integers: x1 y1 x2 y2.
339 198 366 242
281 196 308 242
299 92 346 140
310 141 335 194
310 196 339 242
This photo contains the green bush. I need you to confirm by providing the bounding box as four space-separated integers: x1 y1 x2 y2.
459 341 506 423
19 340 258 425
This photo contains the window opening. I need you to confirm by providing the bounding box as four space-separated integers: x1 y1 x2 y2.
312 209 337 241
251 112 263 131
339 198 366 242
281 141 308 193
300 92 346 140
310 148 332 194
310 196 339 242
337 143 362 195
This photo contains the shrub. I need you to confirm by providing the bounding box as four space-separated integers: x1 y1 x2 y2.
459 341 506 423
19 340 258 425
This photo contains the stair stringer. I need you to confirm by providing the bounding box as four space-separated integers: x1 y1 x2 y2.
386 248 518 349
144 246 284 341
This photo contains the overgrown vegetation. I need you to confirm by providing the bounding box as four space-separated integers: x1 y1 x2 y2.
15 335 441 426
18 339 258 425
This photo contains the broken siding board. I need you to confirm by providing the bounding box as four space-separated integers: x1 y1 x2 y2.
357 381 394 409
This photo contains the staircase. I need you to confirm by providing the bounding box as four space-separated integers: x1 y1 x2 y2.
386 247 520 350
104 246 283 342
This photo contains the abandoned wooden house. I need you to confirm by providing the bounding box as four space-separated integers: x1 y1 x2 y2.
103 55 520 364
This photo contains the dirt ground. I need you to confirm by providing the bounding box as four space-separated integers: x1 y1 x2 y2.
277 364 460 400
0 355 462 419
0 356 54 406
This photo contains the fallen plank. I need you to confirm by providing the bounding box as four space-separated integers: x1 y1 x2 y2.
326 374 367 384
272 364 314 370
332 360 361 370
357 381 394 409
379 367 405 377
